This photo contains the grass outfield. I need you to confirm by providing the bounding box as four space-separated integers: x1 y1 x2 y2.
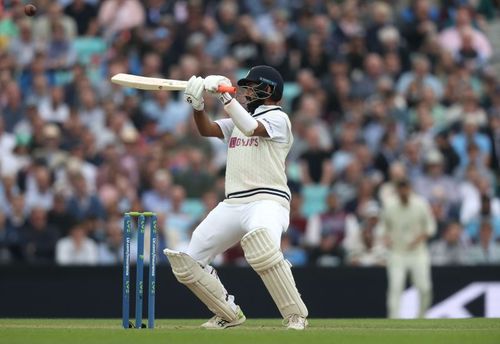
1 318 499 344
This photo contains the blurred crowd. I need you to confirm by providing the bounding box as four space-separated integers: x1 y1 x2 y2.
0 0 499 267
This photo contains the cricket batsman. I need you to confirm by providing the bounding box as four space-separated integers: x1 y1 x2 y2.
163 66 308 330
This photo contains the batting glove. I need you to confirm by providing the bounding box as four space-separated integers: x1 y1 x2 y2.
184 76 205 111
204 75 233 104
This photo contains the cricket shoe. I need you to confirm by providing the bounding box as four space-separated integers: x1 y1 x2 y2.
201 307 246 329
284 314 308 330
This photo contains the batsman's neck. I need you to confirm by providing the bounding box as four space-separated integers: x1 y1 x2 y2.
263 99 280 106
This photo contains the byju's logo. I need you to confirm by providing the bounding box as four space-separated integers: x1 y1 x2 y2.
229 137 259 148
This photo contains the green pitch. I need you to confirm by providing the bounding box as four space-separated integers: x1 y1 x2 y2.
1 318 499 344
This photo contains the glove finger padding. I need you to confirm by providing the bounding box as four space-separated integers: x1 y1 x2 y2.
184 76 205 111
204 75 232 93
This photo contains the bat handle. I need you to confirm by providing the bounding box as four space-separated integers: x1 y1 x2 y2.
217 85 237 94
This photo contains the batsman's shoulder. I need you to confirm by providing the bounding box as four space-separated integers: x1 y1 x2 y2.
260 108 290 122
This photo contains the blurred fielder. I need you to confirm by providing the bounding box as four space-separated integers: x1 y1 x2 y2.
381 178 436 318
163 66 308 330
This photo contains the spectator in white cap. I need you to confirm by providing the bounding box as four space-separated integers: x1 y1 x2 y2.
414 149 458 209
344 201 386 266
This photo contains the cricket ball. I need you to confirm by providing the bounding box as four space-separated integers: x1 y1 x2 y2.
24 4 37 17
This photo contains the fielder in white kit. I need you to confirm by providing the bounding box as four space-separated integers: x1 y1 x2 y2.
163 66 308 330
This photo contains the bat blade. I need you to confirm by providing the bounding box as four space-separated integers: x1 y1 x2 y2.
111 73 188 91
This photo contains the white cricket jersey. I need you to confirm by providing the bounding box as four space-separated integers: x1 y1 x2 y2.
381 193 437 253
215 105 293 209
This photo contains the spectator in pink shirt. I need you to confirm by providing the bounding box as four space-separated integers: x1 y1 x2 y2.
438 7 492 61
98 0 145 40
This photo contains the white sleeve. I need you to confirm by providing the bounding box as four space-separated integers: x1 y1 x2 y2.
214 118 235 141
55 239 71 265
257 114 290 143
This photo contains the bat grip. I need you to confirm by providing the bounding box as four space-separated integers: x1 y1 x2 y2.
217 85 237 94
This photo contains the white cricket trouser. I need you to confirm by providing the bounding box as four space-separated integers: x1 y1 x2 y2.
186 200 289 266
386 250 432 318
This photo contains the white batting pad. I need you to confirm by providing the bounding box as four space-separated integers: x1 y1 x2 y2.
240 228 308 318
164 249 238 321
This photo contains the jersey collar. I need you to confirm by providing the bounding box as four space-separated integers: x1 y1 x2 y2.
252 105 282 118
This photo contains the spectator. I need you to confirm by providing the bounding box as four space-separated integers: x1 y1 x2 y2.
26 75 50 106
344 201 386 266
373 131 402 181
438 6 492 61
430 222 469 265
78 87 106 136
25 165 54 211
98 218 123 265
202 16 229 60
0 211 22 263
47 192 74 237
332 160 365 206
4 194 28 233
299 126 333 186
351 53 385 99
400 0 438 52
401 140 423 180
451 116 491 169
21 207 60 263
396 54 443 104
38 87 70 124
32 2 77 43
32 124 67 171
307 192 346 266
485 111 500 173
461 182 500 241
257 33 296 82
0 117 15 159
141 169 172 216
67 172 105 221
163 185 194 252
98 0 145 40
281 233 308 267
141 89 191 135
300 33 329 78
446 88 488 127
413 150 458 210
381 179 436 319
365 1 394 53
1 81 24 133
229 16 261 68
173 149 216 199
8 19 38 70
331 123 357 173
288 191 308 246
434 131 460 175
46 21 77 71
466 221 500 265
55 222 98 265
64 0 98 36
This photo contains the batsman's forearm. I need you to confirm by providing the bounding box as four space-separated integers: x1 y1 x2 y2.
224 98 258 136
193 110 222 137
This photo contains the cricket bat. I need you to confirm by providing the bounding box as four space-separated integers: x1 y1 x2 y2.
111 73 236 93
